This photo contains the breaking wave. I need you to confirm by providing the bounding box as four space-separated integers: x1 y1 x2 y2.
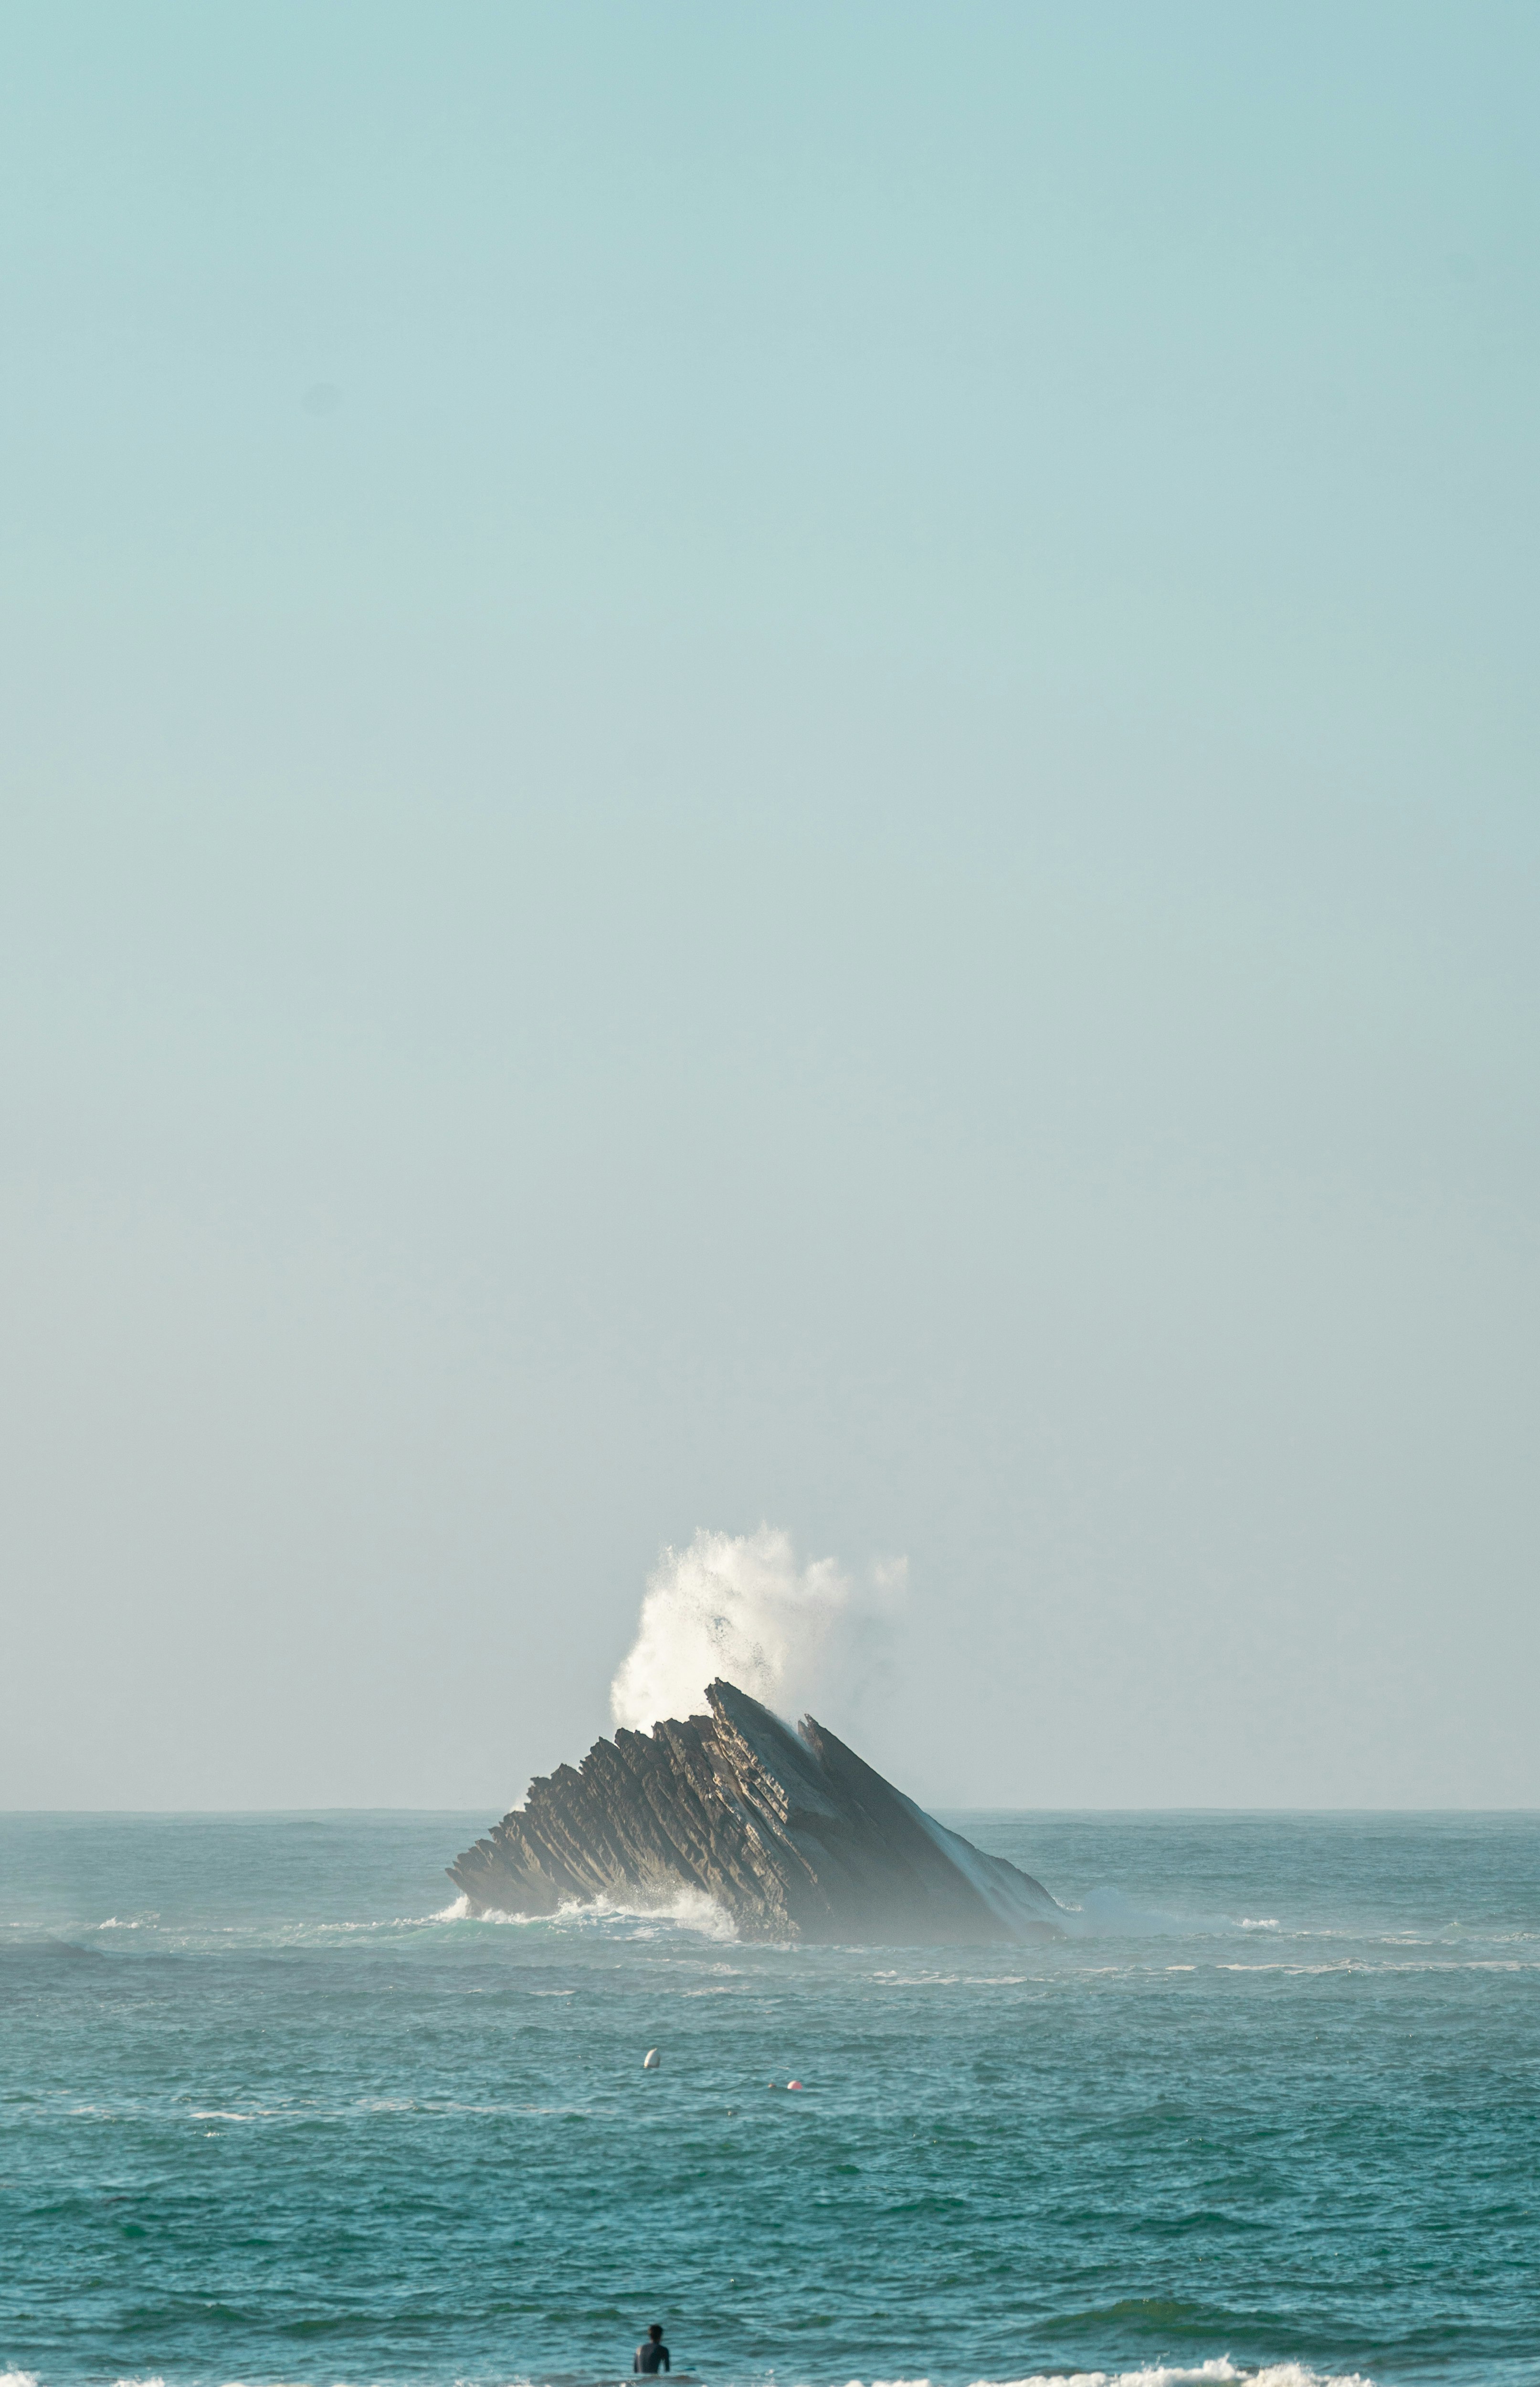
460 1887 738 1941
845 2368 1374 2387
950 2367 1372 2387
609 1523 903 1733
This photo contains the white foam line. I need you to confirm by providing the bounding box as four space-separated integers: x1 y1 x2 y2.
854 2366 1376 2387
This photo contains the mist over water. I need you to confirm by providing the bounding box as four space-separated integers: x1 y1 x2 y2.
609 1526 903 1735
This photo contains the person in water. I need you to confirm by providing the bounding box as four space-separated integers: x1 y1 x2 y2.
634 2324 670 2373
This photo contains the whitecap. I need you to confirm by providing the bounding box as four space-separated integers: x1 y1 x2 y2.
389 1884 738 1940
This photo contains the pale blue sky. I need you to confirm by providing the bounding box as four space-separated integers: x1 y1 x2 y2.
4 3 1538 1806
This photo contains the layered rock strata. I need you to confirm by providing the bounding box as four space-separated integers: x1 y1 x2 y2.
448 1678 1063 1943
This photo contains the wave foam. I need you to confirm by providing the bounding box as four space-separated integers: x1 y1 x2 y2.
860 2366 1372 2387
461 1888 738 1942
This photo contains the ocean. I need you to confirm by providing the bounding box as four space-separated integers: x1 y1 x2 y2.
2 1809 1536 2387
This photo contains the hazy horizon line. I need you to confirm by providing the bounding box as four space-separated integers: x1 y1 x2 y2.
5 1804 1536 1821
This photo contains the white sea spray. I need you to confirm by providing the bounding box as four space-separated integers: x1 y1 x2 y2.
609 1523 904 1732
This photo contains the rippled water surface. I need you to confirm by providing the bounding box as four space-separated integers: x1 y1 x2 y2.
2 1810 1536 2387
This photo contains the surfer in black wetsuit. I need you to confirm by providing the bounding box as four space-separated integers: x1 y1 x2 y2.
634 2324 670 2373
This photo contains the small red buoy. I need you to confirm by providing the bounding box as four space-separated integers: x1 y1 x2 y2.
787 2079 803 2090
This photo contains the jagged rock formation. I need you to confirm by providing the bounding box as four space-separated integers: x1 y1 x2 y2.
448 1678 1064 1943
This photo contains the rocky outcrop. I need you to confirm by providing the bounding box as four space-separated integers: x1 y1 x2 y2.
448 1678 1063 1943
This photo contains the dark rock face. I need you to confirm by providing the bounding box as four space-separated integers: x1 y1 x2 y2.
448 1678 1063 1944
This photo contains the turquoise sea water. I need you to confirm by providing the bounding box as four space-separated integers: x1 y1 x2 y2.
2 1811 1536 2387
